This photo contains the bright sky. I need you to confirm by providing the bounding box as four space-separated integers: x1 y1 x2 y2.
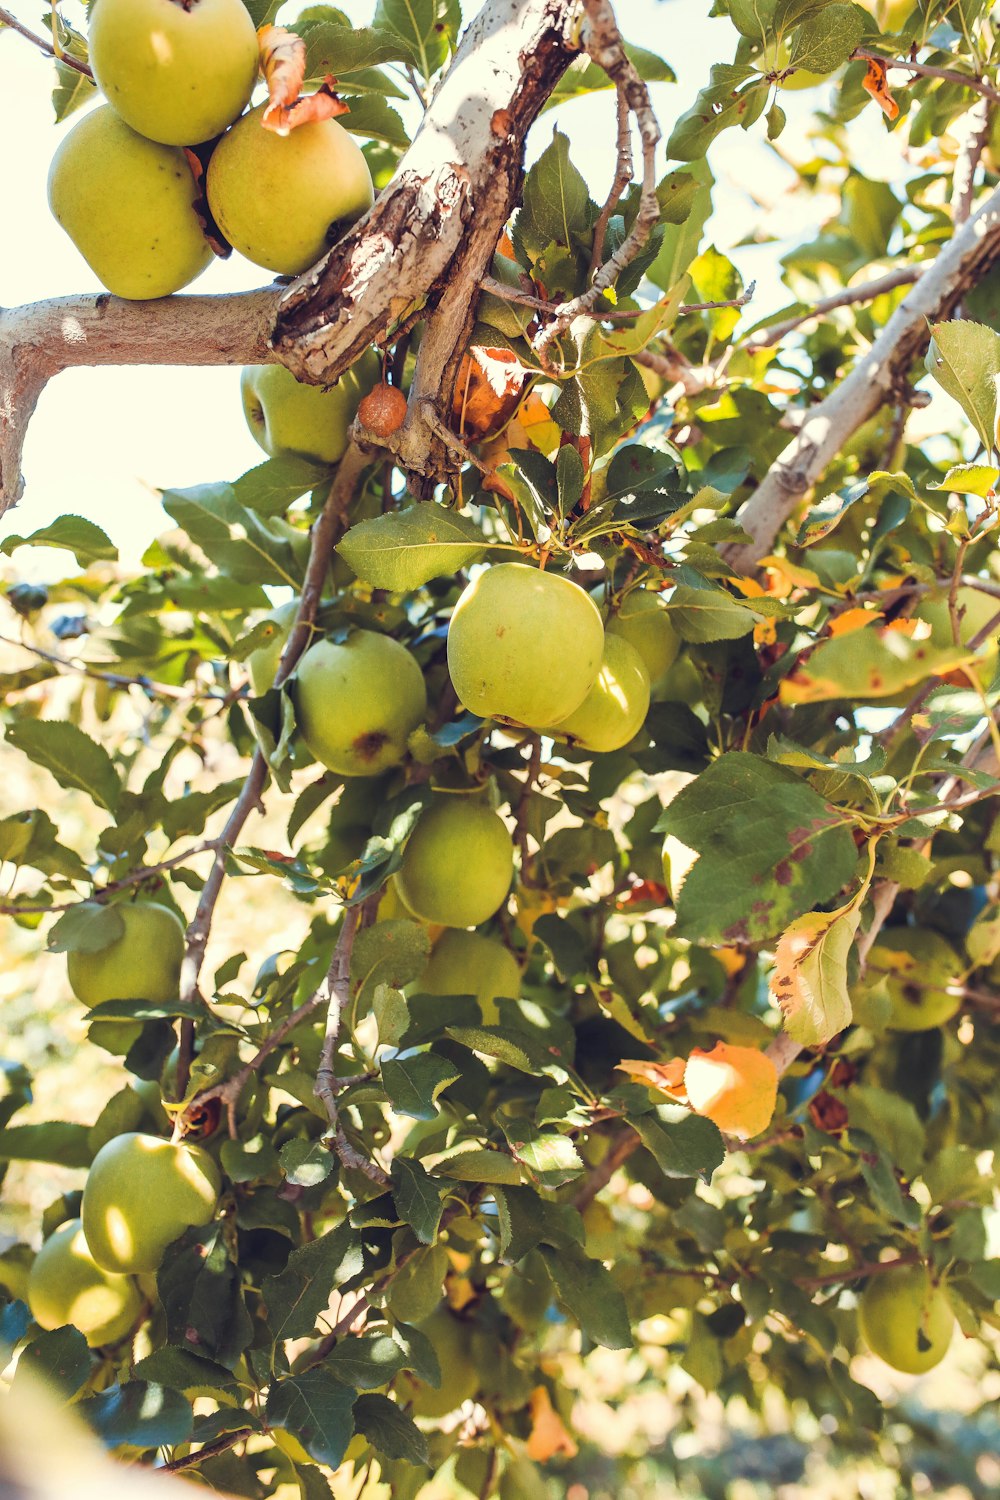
0 0 906 582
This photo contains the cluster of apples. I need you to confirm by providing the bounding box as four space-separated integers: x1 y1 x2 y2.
48 0 374 298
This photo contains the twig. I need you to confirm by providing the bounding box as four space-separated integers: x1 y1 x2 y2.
0 633 234 703
680 283 755 316
853 47 1000 108
177 448 368 1017
745 266 921 352
951 96 991 228
880 601 1000 750
634 347 722 398
589 86 633 278
572 1126 640 1212
162 1429 253 1473
533 0 662 369
797 1251 920 1292
856 879 900 974
0 839 221 917
0 5 93 75
513 735 542 886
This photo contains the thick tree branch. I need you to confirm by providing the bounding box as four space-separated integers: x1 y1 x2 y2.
0 289 279 513
273 0 580 486
724 181 1000 570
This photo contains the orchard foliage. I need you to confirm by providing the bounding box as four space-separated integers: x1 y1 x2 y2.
2 0 1000 1495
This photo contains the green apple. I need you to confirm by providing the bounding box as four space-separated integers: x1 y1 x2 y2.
865 928 962 1031
88 0 259 147
396 798 514 929
417 929 521 1024
550 634 650 753
858 1264 953 1373
207 103 375 275
247 600 299 696
87 1019 144 1056
241 350 380 464
27 1219 142 1348
401 1306 479 1418
606 589 680 692
856 0 917 31
82 1132 220 1274
294 630 427 777
447 564 605 728
67 902 184 1009
48 106 212 299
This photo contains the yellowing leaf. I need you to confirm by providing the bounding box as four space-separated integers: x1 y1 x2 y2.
779 625 977 704
861 56 900 121
259 24 349 134
684 1043 777 1141
526 1386 578 1463
769 905 861 1048
828 607 882 639
617 1056 687 1099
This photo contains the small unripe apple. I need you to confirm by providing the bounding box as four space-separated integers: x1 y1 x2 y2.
27 1219 142 1347
241 350 380 465
82 1132 221 1274
858 1263 954 1373
417 928 521 1024
447 563 605 728
865 928 961 1031
294 630 427 777
48 106 212 299
606 590 680 693
67 902 185 1009
396 798 514 929
400 1306 479 1418
550 634 650 753
207 104 375 275
87 0 259 146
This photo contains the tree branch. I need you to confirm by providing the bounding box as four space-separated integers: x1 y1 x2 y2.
853 47 1000 108
0 5 93 75
724 181 1000 570
0 289 279 513
744 266 921 353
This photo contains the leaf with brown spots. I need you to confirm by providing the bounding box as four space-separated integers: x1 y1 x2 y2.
617 1056 687 1100
259 25 349 135
861 56 899 121
779 625 976 705
769 904 860 1047
451 346 529 442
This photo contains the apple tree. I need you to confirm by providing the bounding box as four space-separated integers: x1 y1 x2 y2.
1 0 999 1494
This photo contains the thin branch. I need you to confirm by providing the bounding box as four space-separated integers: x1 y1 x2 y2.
680 283 756 316
724 178 1000 570
0 5 93 75
572 1126 641 1212
162 1429 253 1474
634 346 723 398
0 839 221 917
853 46 1000 108
856 879 900 974
589 85 632 278
798 1251 921 1292
744 266 921 352
177 447 368 1016
533 0 662 368
0 632 235 703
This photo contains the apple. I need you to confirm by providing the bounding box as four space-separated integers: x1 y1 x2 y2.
858 1263 954 1373
856 0 917 32
865 928 962 1031
207 104 375 275
550 633 650 753
395 798 514 929
247 600 299 696
416 929 521 1024
27 1219 141 1348
400 1306 479 1418
48 106 213 299
606 589 680 693
67 902 185 1009
294 630 427 777
87 0 258 147
87 1018 144 1056
82 1132 221 1274
447 563 605 728
241 350 381 465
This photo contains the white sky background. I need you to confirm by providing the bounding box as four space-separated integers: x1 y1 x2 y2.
1 0 910 583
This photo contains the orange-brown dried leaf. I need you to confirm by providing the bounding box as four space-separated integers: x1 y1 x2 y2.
809 1089 848 1134
862 56 900 121
451 346 528 442
278 80 350 133
828 606 882 638
183 146 232 258
617 1056 687 1101
259 24 307 120
684 1043 778 1140
526 1386 579 1463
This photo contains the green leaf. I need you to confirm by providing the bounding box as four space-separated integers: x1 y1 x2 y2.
391 1158 445 1244
325 1335 406 1391
79 1383 193 1451
279 1138 334 1188
658 752 859 944
492 1186 584 1263
931 462 1000 498
0 810 87 882
6 720 121 812
543 43 674 110
52 56 98 122
351 920 432 1011
0 1123 93 1168
1 515 117 567
770 905 861 1047
372 0 459 79
233 457 329 516
158 1223 253 1370
10 1326 91 1399
353 1393 429 1465
539 1244 632 1349
264 1222 364 1341
338 94 411 149
444 1026 535 1074
161 483 302 588
926 320 1000 454
300 20 419 74
499 1119 583 1189
221 1134 281 1184
665 584 762 642
631 1106 725 1182
788 3 865 72
434 1148 522 1184
780 626 975 703
519 129 594 256
381 1053 460 1121
131 1347 236 1393
373 984 409 1048
46 902 124 956
264 1372 356 1468
337 507 490 591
